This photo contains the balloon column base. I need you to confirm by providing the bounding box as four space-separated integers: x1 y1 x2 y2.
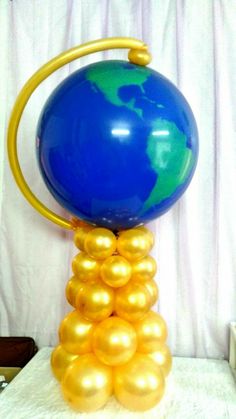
51 224 172 412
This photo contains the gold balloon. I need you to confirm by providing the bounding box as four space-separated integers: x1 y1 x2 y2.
62 353 112 412
143 279 159 306
136 226 155 248
115 282 151 322
51 344 79 381
132 255 157 282
133 311 168 353
84 228 117 260
74 225 94 251
72 252 100 282
92 316 137 366
101 255 132 288
117 229 152 261
148 343 172 377
114 354 165 411
75 280 114 322
65 276 84 307
128 49 152 66
59 310 95 354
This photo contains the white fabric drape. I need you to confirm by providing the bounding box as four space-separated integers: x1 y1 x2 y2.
0 0 235 358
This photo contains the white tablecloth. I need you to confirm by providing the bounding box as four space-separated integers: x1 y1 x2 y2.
0 348 235 418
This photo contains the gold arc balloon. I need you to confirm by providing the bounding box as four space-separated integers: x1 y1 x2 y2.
147 343 172 377
74 225 95 251
133 311 168 353
75 280 115 322
92 316 137 366
65 276 85 307
7 37 151 230
61 353 113 412
50 344 79 381
131 255 157 282
100 255 132 288
59 310 95 355
70 218 93 229
72 252 100 282
114 354 165 411
115 281 152 322
117 229 153 261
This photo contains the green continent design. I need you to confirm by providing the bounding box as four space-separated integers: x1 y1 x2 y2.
143 120 195 211
86 63 150 117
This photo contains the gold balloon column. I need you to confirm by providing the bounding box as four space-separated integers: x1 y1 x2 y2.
7 38 173 413
51 223 172 411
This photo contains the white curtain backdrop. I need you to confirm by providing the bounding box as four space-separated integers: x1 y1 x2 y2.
0 0 236 359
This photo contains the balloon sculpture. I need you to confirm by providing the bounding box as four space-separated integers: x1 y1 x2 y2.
8 38 198 412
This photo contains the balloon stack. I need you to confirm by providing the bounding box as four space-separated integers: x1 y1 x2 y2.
51 223 171 411
8 37 198 414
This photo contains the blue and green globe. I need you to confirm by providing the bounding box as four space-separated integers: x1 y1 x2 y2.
37 60 198 230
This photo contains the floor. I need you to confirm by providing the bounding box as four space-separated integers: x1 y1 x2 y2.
0 347 235 419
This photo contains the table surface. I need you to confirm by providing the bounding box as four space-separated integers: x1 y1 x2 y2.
0 348 235 419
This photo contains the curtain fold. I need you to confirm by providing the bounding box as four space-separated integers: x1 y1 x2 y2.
0 0 235 358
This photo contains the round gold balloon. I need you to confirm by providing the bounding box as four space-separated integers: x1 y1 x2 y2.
114 353 165 411
51 344 79 381
84 228 117 260
59 310 95 354
74 225 94 251
143 279 159 306
75 280 114 322
136 226 155 248
72 252 100 282
133 311 167 353
65 276 85 307
128 49 152 66
115 282 151 322
92 316 137 366
117 229 152 261
148 343 172 377
62 353 113 412
101 255 132 288
132 255 157 282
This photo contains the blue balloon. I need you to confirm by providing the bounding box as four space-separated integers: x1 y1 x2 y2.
37 60 198 230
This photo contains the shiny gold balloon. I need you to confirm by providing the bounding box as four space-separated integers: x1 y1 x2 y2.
115 282 151 322
74 225 94 251
133 311 168 353
75 280 114 322
92 316 137 366
136 226 155 248
62 353 113 412
72 252 100 282
132 255 157 282
84 228 117 260
128 49 152 66
148 344 172 377
65 276 84 307
59 310 95 354
114 354 165 411
143 279 159 306
117 229 152 261
51 344 79 381
101 255 132 288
